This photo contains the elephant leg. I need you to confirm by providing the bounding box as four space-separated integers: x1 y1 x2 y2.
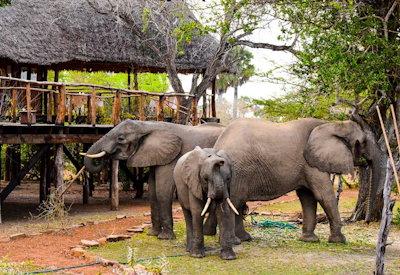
217 202 236 260
235 204 252 242
189 197 205 257
296 187 319 242
306 168 346 243
203 203 217 236
156 167 176 240
182 208 194 252
147 168 161 236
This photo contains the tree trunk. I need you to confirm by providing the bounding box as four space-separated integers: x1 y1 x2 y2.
233 85 238 119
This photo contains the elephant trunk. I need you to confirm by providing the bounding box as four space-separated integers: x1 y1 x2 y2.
84 142 106 173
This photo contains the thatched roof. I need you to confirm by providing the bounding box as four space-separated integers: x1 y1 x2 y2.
0 0 218 73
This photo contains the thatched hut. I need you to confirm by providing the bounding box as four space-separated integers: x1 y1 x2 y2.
0 0 218 80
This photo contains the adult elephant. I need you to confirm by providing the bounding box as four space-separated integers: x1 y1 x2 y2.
83 120 224 239
212 118 382 247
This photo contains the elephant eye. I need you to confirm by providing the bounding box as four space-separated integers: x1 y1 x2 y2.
117 135 126 143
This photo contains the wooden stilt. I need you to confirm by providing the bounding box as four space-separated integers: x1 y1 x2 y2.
39 145 49 203
54 144 64 200
202 94 207 119
5 145 10 181
111 159 119 211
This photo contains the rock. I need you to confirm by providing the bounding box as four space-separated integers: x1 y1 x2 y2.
127 227 144 233
71 247 86 257
106 234 130 242
97 237 107 245
116 215 127 219
80 239 100 247
9 233 26 240
141 223 152 229
86 220 95 225
143 211 151 217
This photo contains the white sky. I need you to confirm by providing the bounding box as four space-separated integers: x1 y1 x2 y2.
176 23 297 103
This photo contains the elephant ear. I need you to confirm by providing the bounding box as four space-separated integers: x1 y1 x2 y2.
127 130 182 167
304 122 359 174
182 147 205 200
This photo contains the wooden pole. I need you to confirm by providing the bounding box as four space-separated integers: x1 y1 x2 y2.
375 160 395 275
11 89 17 123
139 94 145 121
112 91 121 125
90 88 97 126
133 72 139 90
47 90 53 123
54 144 64 201
111 159 119 211
39 145 49 203
202 94 207 119
157 95 165 121
26 83 32 125
191 97 198 125
67 95 72 123
376 106 400 192
55 85 66 125
127 69 131 113
175 96 181 123
211 78 217 118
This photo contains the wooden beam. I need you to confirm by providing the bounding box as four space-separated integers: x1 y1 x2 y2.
55 85 66 125
67 95 72 123
133 72 139 90
202 94 207 119
175 96 181 123
1 144 49 201
157 95 165 121
26 83 32 125
47 91 53 123
0 134 103 144
111 159 119 211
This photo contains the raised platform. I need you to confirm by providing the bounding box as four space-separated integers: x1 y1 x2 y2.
0 122 113 144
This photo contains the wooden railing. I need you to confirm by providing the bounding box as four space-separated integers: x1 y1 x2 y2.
0 76 203 126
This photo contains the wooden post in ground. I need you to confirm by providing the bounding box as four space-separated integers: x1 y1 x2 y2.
39 145 49 203
202 94 207 119
111 159 119 211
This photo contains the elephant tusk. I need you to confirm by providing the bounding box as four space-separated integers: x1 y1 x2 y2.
80 151 106 158
226 198 239 215
201 197 212 216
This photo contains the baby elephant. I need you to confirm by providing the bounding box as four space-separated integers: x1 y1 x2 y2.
174 146 239 260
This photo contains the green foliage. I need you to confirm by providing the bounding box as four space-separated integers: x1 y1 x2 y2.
259 0 399 122
47 71 168 93
0 0 10 8
216 48 255 92
254 91 348 122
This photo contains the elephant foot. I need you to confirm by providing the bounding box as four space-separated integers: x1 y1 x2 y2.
236 231 252 242
299 233 320 243
220 248 236 260
157 230 176 240
328 233 346 244
233 236 241 245
190 248 205 258
203 225 217 236
147 227 161 237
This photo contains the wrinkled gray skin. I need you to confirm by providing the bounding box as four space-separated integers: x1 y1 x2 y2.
207 118 381 246
174 147 236 260
84 120 224 239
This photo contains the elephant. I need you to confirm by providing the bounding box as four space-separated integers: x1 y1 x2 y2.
206 118 381 252
173 147 239 260
83 119 224 239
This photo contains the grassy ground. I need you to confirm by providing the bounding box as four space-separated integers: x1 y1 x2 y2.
90 195 400 274
0 258 38 275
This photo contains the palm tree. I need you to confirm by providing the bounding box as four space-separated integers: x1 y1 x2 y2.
216 48 255 118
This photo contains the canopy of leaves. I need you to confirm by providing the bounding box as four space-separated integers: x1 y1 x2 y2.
0 0 10 7
259 0 399 124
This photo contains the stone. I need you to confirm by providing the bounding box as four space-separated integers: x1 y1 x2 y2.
106 234 131 242
97 237 107 245
143 211 151 217
71 247 86 257
141 223 152 229
116 215 127 219
127 227 144 233
80 239 100 247
9 233 26 240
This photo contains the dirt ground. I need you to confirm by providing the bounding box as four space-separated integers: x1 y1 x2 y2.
0 182 389 274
